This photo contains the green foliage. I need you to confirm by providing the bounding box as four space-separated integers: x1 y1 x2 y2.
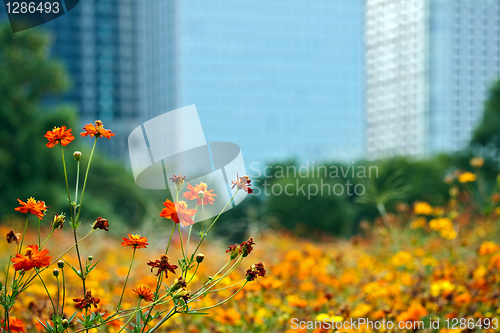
472 78 500 152
0 23 154 230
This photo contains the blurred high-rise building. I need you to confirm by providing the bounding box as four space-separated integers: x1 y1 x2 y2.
366 0 500 159
142 0 366 168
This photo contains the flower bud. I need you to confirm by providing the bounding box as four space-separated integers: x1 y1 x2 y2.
58 260 65 268
170 277 187 293
196 253 205 263
62 319 69 328
88 255 93 262
53 269 59 277
173 287 189 301
198 191 205 199
73 151 82 161
53 213 66 230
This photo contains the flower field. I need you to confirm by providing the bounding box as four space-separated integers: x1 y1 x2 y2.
1 120 500 332
2 194 500 332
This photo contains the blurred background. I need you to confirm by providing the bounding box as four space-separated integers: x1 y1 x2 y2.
1 0 500 237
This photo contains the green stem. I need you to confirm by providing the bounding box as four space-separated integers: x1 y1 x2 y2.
73 230 86 293
61 267 66 317
191 190 239 256
40 228 55 249
75 137 97 225
178 224 185 261
18 215 30 253
191 282 247 311
165 224 175 255
38 219 41 247
61 146 73 223
56 275 60 316
35 269 57 316
118 300 141 333
117 248 136 310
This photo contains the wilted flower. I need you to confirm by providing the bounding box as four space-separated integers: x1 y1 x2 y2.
231 174 253 194
226 244 242 260
44 126 75 148
169 174 186 191
81 120 115 139
240 237 255 257
6 230 21 244
73 290 100 309
11 245 51 272
148 254 178 278
246 262 266 281
92 217 109 231
173 287 190 302
171 276 187 292
15 197 49 220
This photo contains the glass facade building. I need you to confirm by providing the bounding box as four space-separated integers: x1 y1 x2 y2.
149 0 366 168
366 0 500 159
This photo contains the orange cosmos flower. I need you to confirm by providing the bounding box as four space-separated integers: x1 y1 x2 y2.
73 290 100 309
121 234 149 249
183 182 217 206
44 126 75 148
133 286 154 302
1 317 26 332
11 245 51 272
15 197 49 220
160 200 196 227
80 120 115 139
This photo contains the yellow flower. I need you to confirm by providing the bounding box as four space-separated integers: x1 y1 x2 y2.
431 280 455 297
410 217 427 229
429 218 457 240
414 202 434 215
479 241 500 255
470 157 484 168
458 172 476 183
391 251 413 267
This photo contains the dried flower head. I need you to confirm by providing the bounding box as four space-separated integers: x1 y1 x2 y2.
44 126 75 148
226 244 242 260
171 276 188 292
6 230 21 244
93 217 109 231
240 237 255 257
169 174 187 191
147 254 178 278
246 262 266 281
73 290 100 309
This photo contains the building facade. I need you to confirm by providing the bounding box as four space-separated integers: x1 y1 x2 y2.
163 0 366 167
366 0 500 159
